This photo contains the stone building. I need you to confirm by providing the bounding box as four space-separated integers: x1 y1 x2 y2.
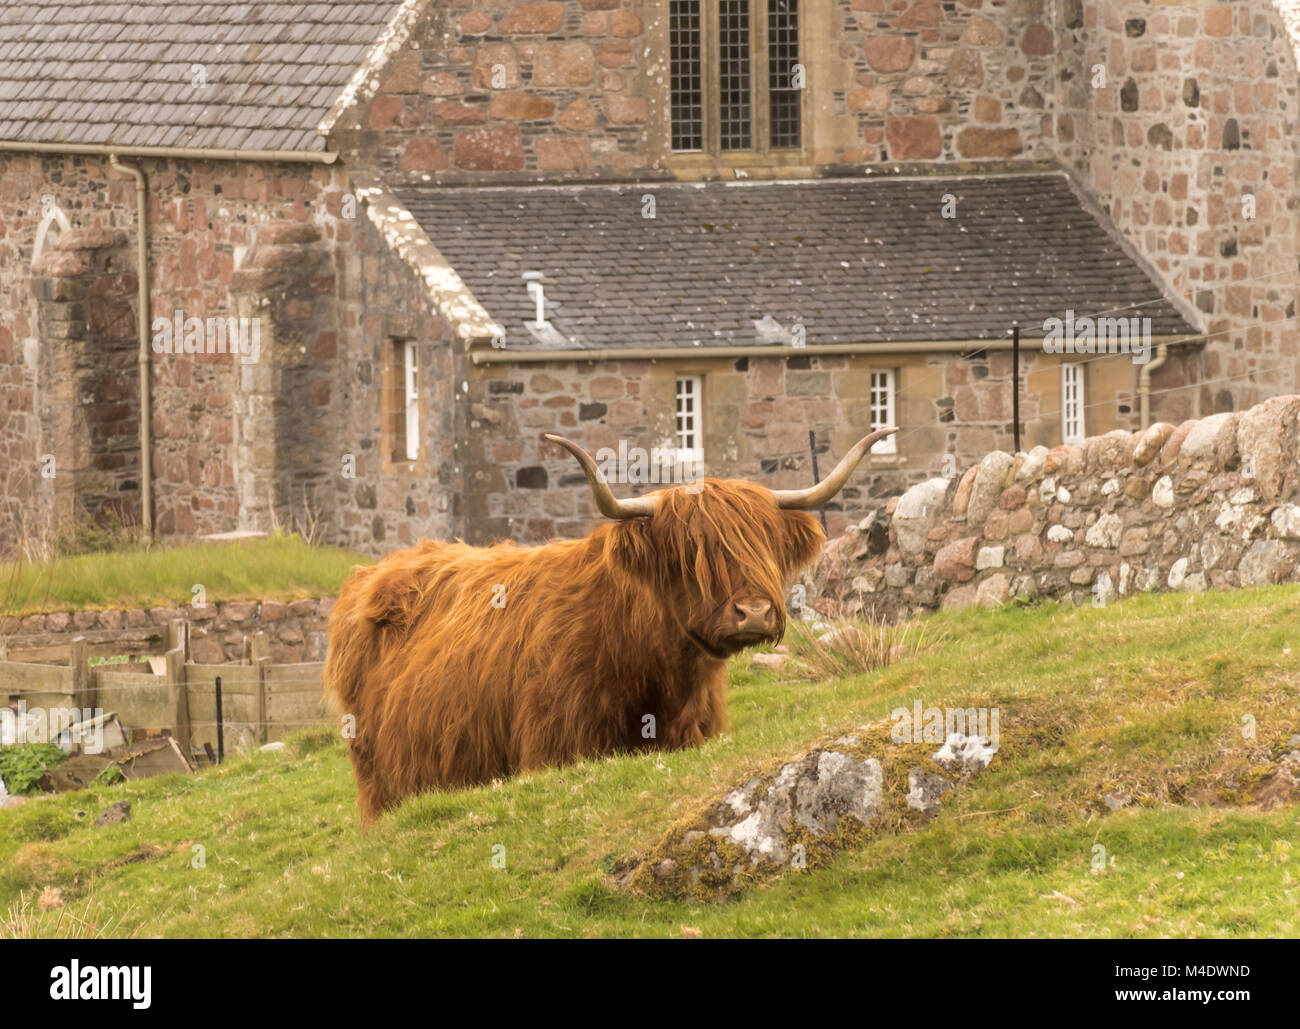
0 0 1296 554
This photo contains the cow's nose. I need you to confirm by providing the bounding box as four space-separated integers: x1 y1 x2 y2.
732 599 776 635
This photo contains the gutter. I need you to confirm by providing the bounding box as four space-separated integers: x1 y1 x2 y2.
470 335 1201 365
1138 343 1170 429
0 140 336 164
108 155 154 538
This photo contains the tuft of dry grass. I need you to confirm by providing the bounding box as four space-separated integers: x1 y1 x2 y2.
778 614 945 681
1 889 139 940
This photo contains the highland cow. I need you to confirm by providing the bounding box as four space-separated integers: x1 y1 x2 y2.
324 428 897 826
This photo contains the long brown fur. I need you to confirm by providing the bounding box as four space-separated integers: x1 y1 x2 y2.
324 479 825 826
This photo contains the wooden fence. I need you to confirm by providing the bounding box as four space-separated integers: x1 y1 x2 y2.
0 620 328 758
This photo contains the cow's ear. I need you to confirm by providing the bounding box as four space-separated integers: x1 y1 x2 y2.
780 510 826 573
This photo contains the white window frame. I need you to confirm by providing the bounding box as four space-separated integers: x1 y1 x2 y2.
1061 362 1085 445
403 340 420 461
869 368 896 454
675 374 704 477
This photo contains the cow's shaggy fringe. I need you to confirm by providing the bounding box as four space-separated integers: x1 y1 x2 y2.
324 479 824 826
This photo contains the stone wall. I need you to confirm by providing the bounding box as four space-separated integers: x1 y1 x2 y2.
332 201 458 553
0 597 334 666
1055 0 1300 415
0 151 461 556
330 0 1060 180
836 0 1055 164
0 153 340 543
465 342 1168 543
809 394 1300 620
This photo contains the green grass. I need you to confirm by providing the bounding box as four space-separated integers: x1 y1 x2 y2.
2 586 1298 938
0 535 373 616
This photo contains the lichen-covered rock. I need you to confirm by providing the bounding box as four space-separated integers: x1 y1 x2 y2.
906 768 953 812
622 723 1006 901
932 732 998 774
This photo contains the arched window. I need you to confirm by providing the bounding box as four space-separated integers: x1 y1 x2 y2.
32 199 70 264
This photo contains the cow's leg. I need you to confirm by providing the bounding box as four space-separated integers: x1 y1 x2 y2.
660 666 728 749
348 738 386 829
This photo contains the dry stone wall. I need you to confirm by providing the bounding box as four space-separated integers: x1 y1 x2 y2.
0 597 333 666
810 394 1300 619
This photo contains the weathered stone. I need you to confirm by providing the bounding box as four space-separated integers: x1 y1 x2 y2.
976 545 1005 570
1085 430 1133 472
964 15 1003 46
1239 540 1294 586
1134 423 1175 467
454 125 525 171
1085 513 1123 549
556 98 596 131
951 465 978 518
533 42 596 86
498 3 565 34
934 536 979 582
892 478 950 557
1046 524 1074 544
885 116 941 160
865 36 915 72
966 451 1015 529
1235 395 1300 500
1270 505 1300 540
794 752 884 835
95 801 131 826
399 136 449 172
906 768 952 812
956 127 1023 158
488 93 556 120
1179 412 1236 469
976 573 1010 607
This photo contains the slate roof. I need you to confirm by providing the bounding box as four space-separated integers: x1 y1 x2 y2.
397 174 1199 350
0 0 404 152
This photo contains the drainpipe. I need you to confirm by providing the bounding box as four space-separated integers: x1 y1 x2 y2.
108 154 153 539
1138 343 1169 429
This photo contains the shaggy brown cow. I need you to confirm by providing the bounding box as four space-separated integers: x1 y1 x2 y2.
324 427 896 825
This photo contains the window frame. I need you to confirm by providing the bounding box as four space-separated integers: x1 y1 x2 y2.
384 337 422 467
674 374 705 476
869 368 897 455
666 0 805 161
1061 362 1085 445
403 339 420 462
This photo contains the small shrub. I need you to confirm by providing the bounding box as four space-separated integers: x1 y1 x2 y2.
0 743 67 795
93 766 125 787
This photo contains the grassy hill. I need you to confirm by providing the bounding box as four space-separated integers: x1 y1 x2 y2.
0 534 372 616
2 586 1298 938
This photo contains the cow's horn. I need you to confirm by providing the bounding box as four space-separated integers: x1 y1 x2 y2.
773 427 899 511
544 434 658 519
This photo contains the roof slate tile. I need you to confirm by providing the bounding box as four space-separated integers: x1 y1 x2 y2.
396 176 1199 351
0 0 403 151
